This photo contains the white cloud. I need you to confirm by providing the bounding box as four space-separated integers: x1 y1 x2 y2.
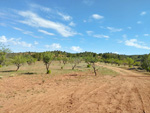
86 31 109 39
0 35 7 43
137 21 142 24
69 21 76 27
18 41 32 47
13 27 23 31
83 0 94 6
45 43 61 50
125 39 150 50
34 41 39 45
93 34 109 39
107 27 122 32
57 12 72 21
18 11 77 37
13 27 41 38
140 11 146 16
30 4 51 12
144 34 150 36
38 29 55 36
71 46 82 52
86 30 93 36
23 31 33 35
0 35 32 47
92 14 104 19
114 52 118 54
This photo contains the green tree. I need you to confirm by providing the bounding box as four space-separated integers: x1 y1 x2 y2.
43 52 54 74
109 58 115 65
12 55 26 71
141 54 150 72
133 62 141 67
0 44 11 66
32 53 43 61
122 59 128 66
57 56 62 64
0 55 5 66
26 55 37 65
127 58 134 67
84 57 99 76
62 57 68 65
69 57 81 70
115 59 122 66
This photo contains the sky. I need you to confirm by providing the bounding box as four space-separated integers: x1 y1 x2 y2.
0 0 150 55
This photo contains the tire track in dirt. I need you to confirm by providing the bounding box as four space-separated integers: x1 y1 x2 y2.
69 83 108 113
1 64 150 113
97 64 150 113
134 86 145 113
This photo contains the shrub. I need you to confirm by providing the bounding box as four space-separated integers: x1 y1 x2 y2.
146 67 150 72
87 64 91 68
0 65 2 68
47 70 51 74
61 66 63 69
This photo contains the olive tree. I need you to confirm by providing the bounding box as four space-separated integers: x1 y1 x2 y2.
84 57 99 76
12 55 26 71
69 57 81 70
26 55 37 65
0 44 11 66
62 57 68 65
57 57 62 64
43 52 54 74
56 57 68 69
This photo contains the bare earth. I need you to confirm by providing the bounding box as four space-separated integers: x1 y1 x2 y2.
1 65 150 113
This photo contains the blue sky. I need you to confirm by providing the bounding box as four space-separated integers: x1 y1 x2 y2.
0 0 150 55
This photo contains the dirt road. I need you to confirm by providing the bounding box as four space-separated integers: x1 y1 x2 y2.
1 65 150 113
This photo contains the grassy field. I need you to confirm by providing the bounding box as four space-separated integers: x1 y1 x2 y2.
0 61 118 78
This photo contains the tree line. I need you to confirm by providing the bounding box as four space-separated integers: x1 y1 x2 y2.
0 46 150 75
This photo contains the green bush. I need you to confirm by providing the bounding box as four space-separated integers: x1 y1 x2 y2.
47 70 51 74
87 64 91 68
146 67 150 72
0 65 2 68
61 66 63 69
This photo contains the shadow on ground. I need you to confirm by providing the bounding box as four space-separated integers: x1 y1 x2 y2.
21 72 37 75
0 70 16 72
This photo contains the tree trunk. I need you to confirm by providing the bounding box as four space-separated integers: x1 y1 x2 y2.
93 67 97 76
46 64 50 74
72 64 76 70
16 65 20 71
63 61 66 65
92 64 97 76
